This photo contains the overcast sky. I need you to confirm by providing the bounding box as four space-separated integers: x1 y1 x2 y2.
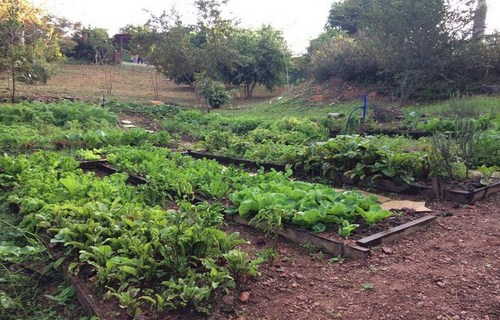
33 0 500 54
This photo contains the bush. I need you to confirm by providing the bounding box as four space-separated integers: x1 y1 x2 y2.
195 75 232 108
308 35 379 83
473 131 500 167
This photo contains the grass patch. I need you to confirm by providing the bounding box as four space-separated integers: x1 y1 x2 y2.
406 95 500 117
215 99 360 121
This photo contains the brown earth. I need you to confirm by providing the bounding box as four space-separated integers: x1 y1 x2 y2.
211 194 500 320
0 64 280 106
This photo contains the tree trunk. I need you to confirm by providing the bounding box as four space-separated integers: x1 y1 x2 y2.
245 81 257 99
10 60 16 103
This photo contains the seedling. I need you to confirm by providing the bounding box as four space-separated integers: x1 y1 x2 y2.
361 283 375 291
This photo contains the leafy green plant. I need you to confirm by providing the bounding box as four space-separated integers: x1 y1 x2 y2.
358 206 392 225
1 151 260 316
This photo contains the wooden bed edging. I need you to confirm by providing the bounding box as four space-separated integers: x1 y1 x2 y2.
44 246 113 320
330 129 432 139
228 215 370 259
356 215 437 248
445 181 500 204
78 160 148 185
184 150 287 172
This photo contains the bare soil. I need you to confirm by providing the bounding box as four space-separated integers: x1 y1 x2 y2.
212 194 500 320
0 64 280 106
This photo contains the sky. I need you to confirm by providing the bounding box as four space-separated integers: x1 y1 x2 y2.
33 0 500 54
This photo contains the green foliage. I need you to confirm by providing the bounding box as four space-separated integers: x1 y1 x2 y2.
299 135 428 185
222 26 291 98
1 151 260 316
149 4 289 96
357 206 392 225
0 0 63 101
230 175 390 236
326 0 370 34
70 27 115 64
312 0 500 100
473 131 500 167
0 102 172 153
0 102 117 128
195 74 232 108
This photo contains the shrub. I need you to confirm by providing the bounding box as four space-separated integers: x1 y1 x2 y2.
195 75 232 109
308 35 378 83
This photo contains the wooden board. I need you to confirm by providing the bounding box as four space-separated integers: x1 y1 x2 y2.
356 215 437 248
229 215 370 259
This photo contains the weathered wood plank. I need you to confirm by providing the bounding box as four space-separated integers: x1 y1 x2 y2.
229 215 370 259
356 215 437 248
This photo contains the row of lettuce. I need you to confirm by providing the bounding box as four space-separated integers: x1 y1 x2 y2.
2 146 393 239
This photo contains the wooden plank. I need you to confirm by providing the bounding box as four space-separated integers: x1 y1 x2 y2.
356 215 437 248
445 182 500 204
229 215 370 259
44 246 113 320
381 201 432 213
67 274 111 320
185 151 286 172
79 161 148 186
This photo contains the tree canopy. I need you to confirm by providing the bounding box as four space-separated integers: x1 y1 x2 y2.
0 0 62 101
146 0 290 98
309 0 499 101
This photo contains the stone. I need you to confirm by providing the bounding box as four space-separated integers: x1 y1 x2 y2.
122 124 137 128
382 247 393 255
239 291 250 303
328 112 345 119
120 120 133 124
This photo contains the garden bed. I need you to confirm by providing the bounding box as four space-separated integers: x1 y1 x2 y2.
183 151 500 204
77 159 437 259
228 212 437 259
443 180 500 204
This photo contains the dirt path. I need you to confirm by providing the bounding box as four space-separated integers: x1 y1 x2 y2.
215 195 500 320
118 113 162 132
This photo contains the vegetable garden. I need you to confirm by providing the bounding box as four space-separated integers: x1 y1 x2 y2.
1 99 499 319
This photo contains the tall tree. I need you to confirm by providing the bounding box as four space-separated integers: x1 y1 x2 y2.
71 27 114 64
473 0 487 40
326 0 371 34
0 0 62 102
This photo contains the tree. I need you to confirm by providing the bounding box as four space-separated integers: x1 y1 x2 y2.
473 0 487 40
71 27 114 64
314 0 481 101
0 0 62 102
223 26 290 98
118 24 159 59
361 0 476 101
150 25 202 85
326 0 371 35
